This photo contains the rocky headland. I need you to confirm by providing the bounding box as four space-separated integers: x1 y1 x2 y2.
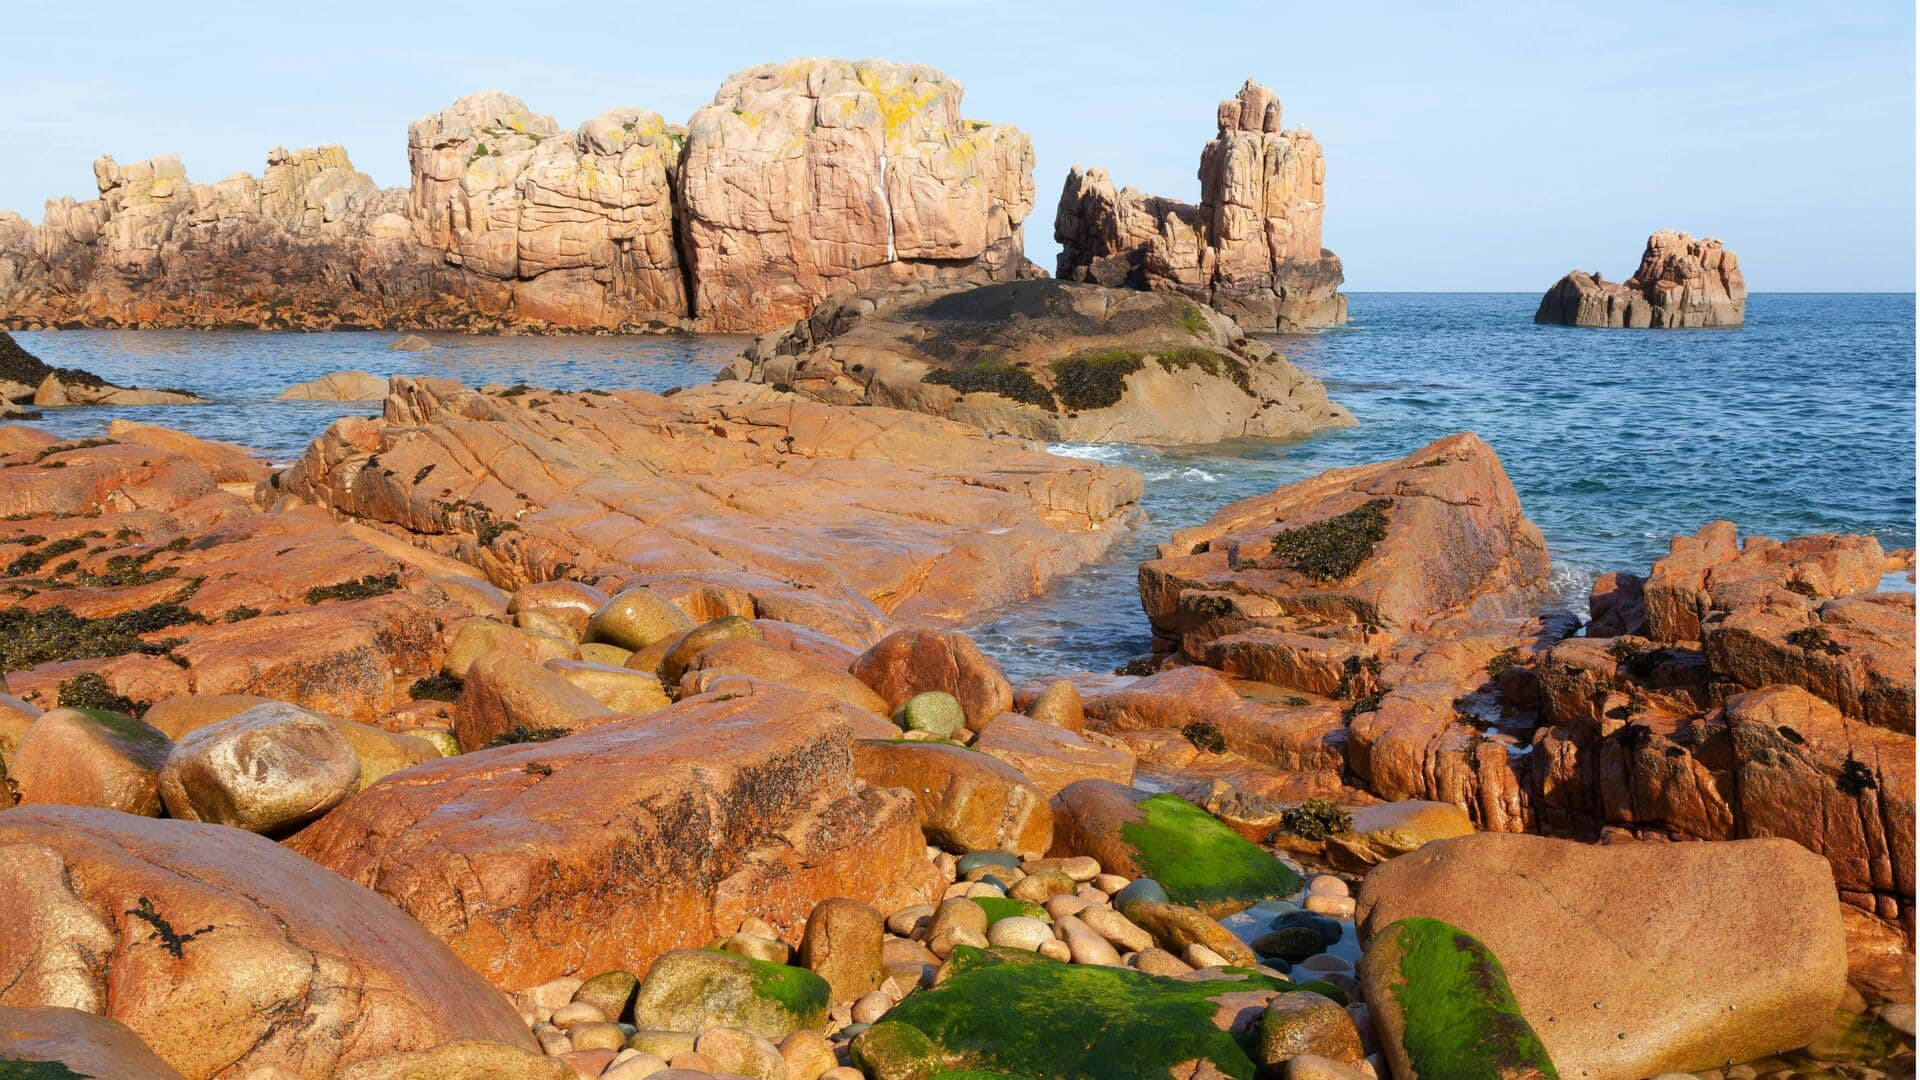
724 278 1354 445
0 369 1910 1079
1537 229 1747 328
0 59 1037 334
1055 80 1349 331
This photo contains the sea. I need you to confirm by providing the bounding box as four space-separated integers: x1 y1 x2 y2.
16 292 1915 683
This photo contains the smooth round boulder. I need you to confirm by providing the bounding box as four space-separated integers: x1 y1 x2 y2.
587 587 695 652
850 628 1013 731
798 897 886 1004
658 615 761 685
9 707 172 816
1024 679 1086 730
896 691 966 738
158 701 361 832
630 949 830 1041
444 618 576 677
1256 990 1365 1068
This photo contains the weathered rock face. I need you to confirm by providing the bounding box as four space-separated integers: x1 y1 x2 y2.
0 431 460 720
680 59 1037 332
2 60 1037 334
406 92 689 328
727 279 1353 444
1356 833 1848 1080
1536 230 1746 328
0 1005 187 1080
276 377 1139 644
1056 80 1347 331
0 805 538 1077
289 686 942 990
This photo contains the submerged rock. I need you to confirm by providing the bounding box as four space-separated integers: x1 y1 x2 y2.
1536 230 1745 328
1056 80 1349 331
278 370 390 401
1356 832 1848 1080
729 278 1353 445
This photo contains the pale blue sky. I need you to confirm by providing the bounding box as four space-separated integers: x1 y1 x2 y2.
5 1 1912 290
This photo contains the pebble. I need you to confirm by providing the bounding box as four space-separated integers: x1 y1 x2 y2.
1131 947 1194 977
1058 917 1124 966
1010 869 1076 902
1023 855 1101 882
1093 873 1131 893
886 903 934 936
1184 943 1230 968
626 1029 697 1060
1305 894 1357 918
738 916 777 939
1038 939 1072 962
852 990 893 1024
560 1048 617 1077
1307 875 1349 898
667 1050 712 1072
1077 905 1153 952
570 1021 628 1052
695 1026 785 1080
822 1068 865 1080
601 1050 668 1079
779 1029 837 1080
955 850 1020 877
521 974 585 1014
536 1027 572 1056
1076 885 1110 905
987 915 1055 951
1045 894 1091 920
1881 1002 1915 1036
551 1001 607 1029
1298 953 1351 975
1112 877 1169 910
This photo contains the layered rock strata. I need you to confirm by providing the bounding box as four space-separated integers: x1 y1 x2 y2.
1056 80 1347 331
0 59 1037 334
727 278 1353 444
1536 229 1746 328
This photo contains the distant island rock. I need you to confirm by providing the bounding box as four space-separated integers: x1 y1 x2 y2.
1536 230 1746 328
0 59 1036 335
725 278 1353 445
1054 80 1347 331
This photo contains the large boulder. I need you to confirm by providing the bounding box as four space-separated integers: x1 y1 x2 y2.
679 59 1037 332
157 700 364 832
629 949 830 1040
849 628 1014 730
7 707 172 815
277 378 1140 644
1055 80 1347 331
1355 833 1849 1080
1357 918 1557 1080
0 806 537 1077
1536 230 1745 328
729 279 1352 445
290 687 941 989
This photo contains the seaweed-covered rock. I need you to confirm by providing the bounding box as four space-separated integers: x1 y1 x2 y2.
1356 833 1848 1080
1536 231 1744 328
1270 800 1474 872
0 1005 186 1080
732 279 1351 445
1049 781 1302 915
630 949 830 1041
853 945 1312 1079
1357 917 1557 1080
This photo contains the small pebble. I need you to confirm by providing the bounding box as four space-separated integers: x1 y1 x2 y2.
1305 894 1357 918
559 1048 617 1077
1076 885 1110 905
987 916 1055 951
1307 874 1349 898
536 1027 572 1056
852 990 892 1024
601 1050 667 1079
1093 873 1130 893
886 903 933 936
1131 947 1193 977
1299 953 1351 975
738 916 777 939
1184 943 1229 968
551 1001 607 1029
1880 1001 1915 1036
1038 939 1072 962
569 1021 628 1052
779 1029 837 1080
1045 894 1090 920
1058 917 1123 966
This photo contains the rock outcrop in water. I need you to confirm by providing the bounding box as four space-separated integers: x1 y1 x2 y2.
1055 80 1347 331
0 59 1037 334
1536 229 1746 328
725 279 1354 444
0 330 202 410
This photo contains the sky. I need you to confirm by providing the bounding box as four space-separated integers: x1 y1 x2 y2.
3 1 1912 291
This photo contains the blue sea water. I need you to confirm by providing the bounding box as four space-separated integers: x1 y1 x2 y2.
15 292 1915 682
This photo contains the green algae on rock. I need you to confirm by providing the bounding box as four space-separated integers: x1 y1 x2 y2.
1118 793 1303 913
630 948 829 1041
1359 917 1558 1080
970 897 1050 926
854 945 1295 1080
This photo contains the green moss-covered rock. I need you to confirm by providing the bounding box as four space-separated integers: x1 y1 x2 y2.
898 691 967 739
856 946 1300 1079
970 897 1050 926
1120 792 1302 914
1358 917 1557 1080
630 948 829 1041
